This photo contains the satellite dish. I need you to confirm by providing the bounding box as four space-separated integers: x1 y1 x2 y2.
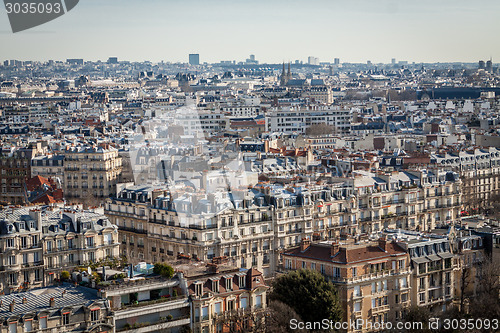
87 267 92 275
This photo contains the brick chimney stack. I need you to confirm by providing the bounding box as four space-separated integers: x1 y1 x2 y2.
378 236 387 252
9 300 15 312
300 238 311 252
49 297 55 308
331 242 339 257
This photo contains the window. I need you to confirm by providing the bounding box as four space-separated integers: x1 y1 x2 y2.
354 301 361 312
7 238 14 248
90 309 99 321
226 278 233 291
354 285 361 297
86 237 94 247
195 283 203 296
212 280 219 293
214 302 222 314
255 295 262 308
8 256 16 265
24 319 32 332
333 267 340 278
239 276 246 288
47 241 52 252
352 267 357 277
62 312 70 325
240 297 248 309
21 237 27 249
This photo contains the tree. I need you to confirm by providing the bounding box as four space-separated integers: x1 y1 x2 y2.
215 308 267 333
401 306 433 333
305 124 334 136
61 271 70 281
265 301 308 333
270 269 342 324
469 257 500 319
153 263 174 279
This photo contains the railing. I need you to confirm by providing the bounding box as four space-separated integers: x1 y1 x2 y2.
119 226 147 234
119 295 187 310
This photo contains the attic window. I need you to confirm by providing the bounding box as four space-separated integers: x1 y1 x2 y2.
239 276 246 288
225 277 233 291
195 283 203 296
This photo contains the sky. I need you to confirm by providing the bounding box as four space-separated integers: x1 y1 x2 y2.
0 0 498 64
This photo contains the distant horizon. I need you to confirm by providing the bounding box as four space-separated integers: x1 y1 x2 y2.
2 58 496 66
1 0 498 64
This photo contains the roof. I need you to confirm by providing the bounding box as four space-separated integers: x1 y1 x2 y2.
0 285 101 319
283 241 407 265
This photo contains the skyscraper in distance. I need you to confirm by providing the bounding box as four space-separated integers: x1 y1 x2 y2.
189 54 200 65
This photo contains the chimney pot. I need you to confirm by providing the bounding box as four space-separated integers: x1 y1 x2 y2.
9 300 15 312
22 297 27 304
49 297 55 307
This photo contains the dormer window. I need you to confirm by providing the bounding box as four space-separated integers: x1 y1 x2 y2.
195 282 203 297
7 224 14 233
225 277 233 291
239 276 246 288
212 280 219 293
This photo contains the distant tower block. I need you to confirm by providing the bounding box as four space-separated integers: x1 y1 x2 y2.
189 54 200 65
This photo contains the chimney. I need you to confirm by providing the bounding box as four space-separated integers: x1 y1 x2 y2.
49 297 55 308
331 242 339 257
378 236 387 252
22 297 27 304
207 263 219 274
300 238 311 252
9 300 15 312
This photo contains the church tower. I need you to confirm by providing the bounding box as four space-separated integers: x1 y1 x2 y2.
280 62 287 86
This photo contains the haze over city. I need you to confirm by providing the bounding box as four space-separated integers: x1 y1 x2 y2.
1 0 499 63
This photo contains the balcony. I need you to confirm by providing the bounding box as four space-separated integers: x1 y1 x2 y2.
286 228 303 235
370 304 390 315
119 226 147 234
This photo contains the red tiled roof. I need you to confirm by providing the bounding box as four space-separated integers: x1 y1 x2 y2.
284 241 406 264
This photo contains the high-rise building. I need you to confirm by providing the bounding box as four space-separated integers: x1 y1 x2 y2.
308 56 319 65
391 58 396 65
189 53 200 65
479 60 485 69
334 58 340 65
107 57 118 64
486 59 493 73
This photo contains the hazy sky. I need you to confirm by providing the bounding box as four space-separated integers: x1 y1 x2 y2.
0 0 498 64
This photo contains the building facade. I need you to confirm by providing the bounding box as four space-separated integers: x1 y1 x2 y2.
0 206 120 295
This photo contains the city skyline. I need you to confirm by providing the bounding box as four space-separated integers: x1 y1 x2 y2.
0 0 499 64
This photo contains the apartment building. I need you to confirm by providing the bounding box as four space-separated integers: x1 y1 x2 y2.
282 238 411 332
106 185 276 276
30 155 65 183
432 147 500 212
101 274 190 333
0 285 113 333
397 234 456 314
105 169 462 279
0 143 46 205
183 260 268 333
266 105 352 135
355 170 462 233
0 206 120 294
64 145 123 201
